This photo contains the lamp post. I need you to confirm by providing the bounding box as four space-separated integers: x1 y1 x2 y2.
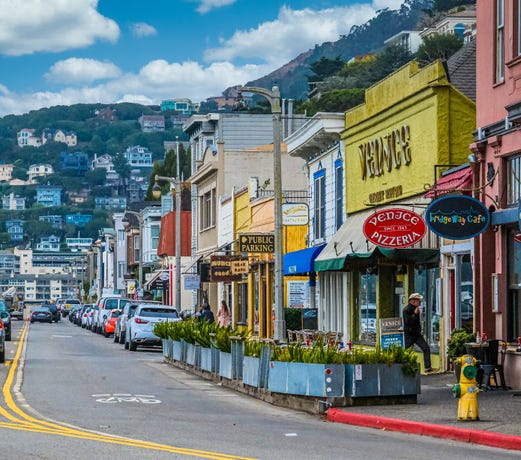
153 138 182 311
122 210 144 291
237 85 285 341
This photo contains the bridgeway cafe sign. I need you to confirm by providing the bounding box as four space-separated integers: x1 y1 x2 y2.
362 208 426 248
425 195 490 240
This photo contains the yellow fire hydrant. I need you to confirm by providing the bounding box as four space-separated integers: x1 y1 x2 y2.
452 354 479 421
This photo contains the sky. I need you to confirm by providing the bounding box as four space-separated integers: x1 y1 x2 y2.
0 0 405 117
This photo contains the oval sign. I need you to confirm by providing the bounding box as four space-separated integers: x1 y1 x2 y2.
425 195 490 240
363 208 427 248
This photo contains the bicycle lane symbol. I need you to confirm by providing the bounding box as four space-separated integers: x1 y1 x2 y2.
93 393 161 404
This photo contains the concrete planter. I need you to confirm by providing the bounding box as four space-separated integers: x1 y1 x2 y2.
243 356 261 387
173 340 185 362
162 339 172 359
185 343 201 368
344 364 420 397
219 351 233 379
200 347 213 372
268 361 345 397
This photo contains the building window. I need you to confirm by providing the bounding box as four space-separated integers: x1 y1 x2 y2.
200 188 216 231
507 155 521 206
313 169 326 240
496 0 505 83
151 225 160 250
334 159 343 231
133 235 140 262
516 0 521 56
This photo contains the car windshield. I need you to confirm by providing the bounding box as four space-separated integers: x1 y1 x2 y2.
139 308 178 318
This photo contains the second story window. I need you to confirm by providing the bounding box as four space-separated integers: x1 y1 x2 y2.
334 159 343 231
314 169 326 240
200 187 216 231
507 154 521 206
496 0 505 83
151 225 160 250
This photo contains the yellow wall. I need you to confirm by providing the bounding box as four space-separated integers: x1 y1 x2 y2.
343 60 476 214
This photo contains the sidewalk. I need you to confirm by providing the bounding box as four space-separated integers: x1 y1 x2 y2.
327 372 521 451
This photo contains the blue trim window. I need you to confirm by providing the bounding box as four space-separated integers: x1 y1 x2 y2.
314 169 326 240
334 159 343 231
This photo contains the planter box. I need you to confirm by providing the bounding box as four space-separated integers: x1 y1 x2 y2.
219 351 233 379
344 364 420 397
243 356 261 387
185 343 201 368
173 340 185 362
162 339 169 359
211 346 220 373
200 347 213 372
162 339 173 359
268 362 345 397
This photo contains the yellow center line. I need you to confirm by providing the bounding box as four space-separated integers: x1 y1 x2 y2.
0 322 255 460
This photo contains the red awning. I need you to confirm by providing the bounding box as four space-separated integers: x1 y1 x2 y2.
424 167 473 199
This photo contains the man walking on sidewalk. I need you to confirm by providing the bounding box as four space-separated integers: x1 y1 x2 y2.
403 293 433 373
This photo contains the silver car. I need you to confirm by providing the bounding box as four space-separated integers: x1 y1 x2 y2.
124 305 180 351
115 300 160 344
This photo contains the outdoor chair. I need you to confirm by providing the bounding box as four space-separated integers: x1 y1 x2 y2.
477 339 508 390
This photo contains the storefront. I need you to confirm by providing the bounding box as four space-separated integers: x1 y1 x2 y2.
315 60 476 368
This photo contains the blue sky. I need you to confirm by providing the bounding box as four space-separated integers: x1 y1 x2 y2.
0 0 404 116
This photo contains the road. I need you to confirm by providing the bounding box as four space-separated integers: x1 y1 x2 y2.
0 318 519 459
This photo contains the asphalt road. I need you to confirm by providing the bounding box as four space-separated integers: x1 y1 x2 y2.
0 318 519 459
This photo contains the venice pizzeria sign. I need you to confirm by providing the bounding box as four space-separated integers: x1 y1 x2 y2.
363 208 426 249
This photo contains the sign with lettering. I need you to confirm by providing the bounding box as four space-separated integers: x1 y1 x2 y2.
184 274 200 290
362 208 426 248
210 255 244 282
282 203 309 225
379 317 404 349
425 195 490 239
239 233 274 253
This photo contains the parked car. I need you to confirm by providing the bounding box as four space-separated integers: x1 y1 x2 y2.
93 296 131 334
9 305 24 321
69 305 83 324
115 301 159 344
125 304 180 351
0 300 12 341
0 317 5 362
81 305 94 328
102 309 122 338
42 301 61 323
62 298 82 317
86 304 98 330
30 306 53 323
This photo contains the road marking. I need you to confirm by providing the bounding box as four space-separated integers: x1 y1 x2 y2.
93 393 161 404
51 335 73 338
2 323 255 459
284 433 298 437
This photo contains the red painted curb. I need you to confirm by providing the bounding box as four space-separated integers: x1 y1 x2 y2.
327 408 521 451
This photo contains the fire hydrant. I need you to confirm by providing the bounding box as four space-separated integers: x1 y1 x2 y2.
452 354 479 421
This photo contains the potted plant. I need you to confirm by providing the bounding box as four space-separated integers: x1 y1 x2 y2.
447 328 476 381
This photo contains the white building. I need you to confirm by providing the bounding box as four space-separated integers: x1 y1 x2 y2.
123 146 153 168
17 129 42 148
41 129 77 147
2 193 26 211
28 164 54 182
91 154 120 181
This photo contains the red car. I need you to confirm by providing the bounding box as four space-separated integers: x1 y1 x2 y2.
103 309 122 338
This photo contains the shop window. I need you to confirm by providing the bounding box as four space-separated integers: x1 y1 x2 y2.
414 265 441 352
507 155 521 206
313 169 326 240
508 230 521 340
496 0 505 83
237 282 248 325
334 159 343 231
358 271 377 343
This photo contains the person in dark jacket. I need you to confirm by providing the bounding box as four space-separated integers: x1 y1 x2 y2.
199 304 214 323
403 293 432 373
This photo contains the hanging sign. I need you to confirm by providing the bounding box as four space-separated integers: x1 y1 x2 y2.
425 195 490 239
362 208 426 248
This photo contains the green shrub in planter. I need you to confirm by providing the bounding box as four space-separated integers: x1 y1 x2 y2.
213 326 250 352
284 308 302 331
244 339 263 358
194 321 219 347
447 328 476 361
153 321 169 339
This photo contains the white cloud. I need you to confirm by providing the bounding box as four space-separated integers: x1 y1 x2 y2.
195 0 237 14
0 0 120 56
45 58 122 84
372 1 405 10
204 4 377 68
131 22 157 38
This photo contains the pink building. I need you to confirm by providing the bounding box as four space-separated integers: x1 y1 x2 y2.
471 1 521 384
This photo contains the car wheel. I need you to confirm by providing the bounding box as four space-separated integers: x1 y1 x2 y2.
30 320 34 323
104 329 109 338
124 337 129 350
6 331 11 341
120 331 125 344
0 348 4 363
114 331 119 343
129 340 137 351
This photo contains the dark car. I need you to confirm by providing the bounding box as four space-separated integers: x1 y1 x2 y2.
42 301 60 322
0 300 12 341
30 307 52 323
0 316 5 362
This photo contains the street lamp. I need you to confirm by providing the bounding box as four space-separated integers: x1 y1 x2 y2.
237 85 285 342
122 210 144 290
152 138 182 311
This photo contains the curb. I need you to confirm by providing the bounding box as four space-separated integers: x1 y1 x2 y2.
327 408 521 451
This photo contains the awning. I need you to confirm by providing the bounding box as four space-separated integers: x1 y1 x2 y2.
145 269 169 290
424 166 473 199
283 244 326 275
314 199 435 272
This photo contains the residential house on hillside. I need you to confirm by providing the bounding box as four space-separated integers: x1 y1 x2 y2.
138 115 165 132
28 164 54 182
419 4 476 43
67 188 90 205
36 185 62 207
60 152 89 175
161 98 199 114
66 214 93 227
384 31 422 53
17 129 42 148
0 164 13 182
36 236 60 252
2 193 26 211
95 196 127 210
91 154 119 182
65 237 93 252
5 219 24 242
95 107 118 122
124 145 153 168
39 215 63 229
42 128 77 147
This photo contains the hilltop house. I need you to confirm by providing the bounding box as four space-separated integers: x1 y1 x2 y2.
42 128 77 147
36 236 61 252
138 115 165 132
17 129 42 148
2 193 26 211
0 164 13 182
28 164 54 182
60 152 89 175
123 146 153 168
36 185 62 207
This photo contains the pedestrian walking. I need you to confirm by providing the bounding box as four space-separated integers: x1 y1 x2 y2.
403 292 433 373
217 300 231 327
200 303 215 323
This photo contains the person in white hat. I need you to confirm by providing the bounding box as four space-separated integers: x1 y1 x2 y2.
403 293 433 373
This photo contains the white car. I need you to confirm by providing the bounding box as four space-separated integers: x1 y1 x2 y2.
124 304 180 351
93 296 131 334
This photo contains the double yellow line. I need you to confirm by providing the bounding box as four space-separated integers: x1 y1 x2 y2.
0 323 254 459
